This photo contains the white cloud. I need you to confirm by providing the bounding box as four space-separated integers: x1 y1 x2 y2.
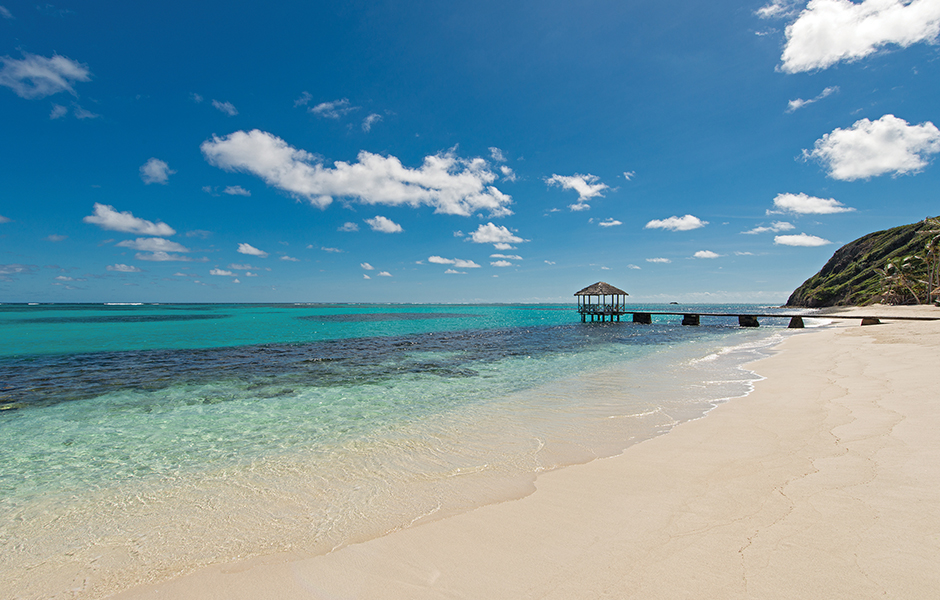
72 104 98 120
0 215 10 223
781 0 940 73
83 203 176 236
757 0 802 19
107 263 142 272
212 99 238 116
500 165 517 182
116 237 190 252
223 185 251 196
361 262 375 270
623 171 635 180
321 246 343 253
0 6 13 18
628 264 641 269
362 113 382 132
49 104 68 119
365 215 403 233
210 268 235 276
569 202 591 212
363 273 371 279
647 257 672 263
339 222 360 232
490 254 523 260
237 242 268 257
546 173 609 210
775 233 833 246
140 158 175 185
491 260 513 267
444 268 465 274
804 114 940 180
645 214 708 231
599 218 622 227
469 222 526 246
378 271 392 277
135 252 193 262
0 53 91 99
280 255 299 262
191 92 204 103
786 85 839 112
489 147 507 162
693 250 721 259
493 243 515 250
233 278 241 283
310 98 358 119
428 256 481 268
294 91 312 108
544 260 556 265
771 192 855 214
201 130 513 216
45 234 67 242
228 263 257 270
742 220 796 234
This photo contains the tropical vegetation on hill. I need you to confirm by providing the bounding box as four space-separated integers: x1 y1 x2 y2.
786 217 940 307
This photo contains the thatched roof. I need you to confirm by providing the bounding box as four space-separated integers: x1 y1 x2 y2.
574 281 629 296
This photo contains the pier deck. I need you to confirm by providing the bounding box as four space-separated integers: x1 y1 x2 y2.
579 309 940 328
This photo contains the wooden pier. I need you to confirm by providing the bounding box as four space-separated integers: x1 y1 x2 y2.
574 282 940 328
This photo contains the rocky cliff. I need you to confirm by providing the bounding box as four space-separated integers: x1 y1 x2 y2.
786 217 937 307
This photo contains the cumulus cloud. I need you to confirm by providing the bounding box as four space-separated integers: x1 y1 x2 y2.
362 113 382 132
116 237 190 252
310 98 358 119
775 233 833 246
491 253 523 260
489 147 507 162
210 268 235 276
491 260 513 267
693 250 721 259
545 173 609 210
444 268 465 274
500 165 517 182
780 0 940 73
0 52 91 99
742 220 796 234
83 203 176 236
646 257 672 263
338 222 359 232
237 242 268 257
469 222 527 246
201 130 513 217
771 192 855 214
223 185 250 196
378 271 392 277
787 85 839 112
645 214 708 231
803 114 940 180
106 263 142 273
365 215 403 233
599 218 622 227
212 100 238 116
428 256 481 268
0 264 37 280
140 158 175 185
363 273 371 279
280 255 299 262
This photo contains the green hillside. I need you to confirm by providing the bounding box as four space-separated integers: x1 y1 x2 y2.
786 217 940 307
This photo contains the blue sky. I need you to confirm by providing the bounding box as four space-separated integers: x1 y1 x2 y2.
2 0 939 303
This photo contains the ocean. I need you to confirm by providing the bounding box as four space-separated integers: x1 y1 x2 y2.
0 303 805 598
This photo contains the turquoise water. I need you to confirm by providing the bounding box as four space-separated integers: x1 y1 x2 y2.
0 303 800 599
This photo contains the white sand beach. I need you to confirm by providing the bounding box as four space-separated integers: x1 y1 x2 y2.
112 306 940 599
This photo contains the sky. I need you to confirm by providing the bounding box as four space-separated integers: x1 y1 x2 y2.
2 0 939 304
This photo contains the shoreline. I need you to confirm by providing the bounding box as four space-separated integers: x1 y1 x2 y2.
109 305 940 599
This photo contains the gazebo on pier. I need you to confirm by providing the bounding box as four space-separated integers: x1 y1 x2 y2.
575 281 629 322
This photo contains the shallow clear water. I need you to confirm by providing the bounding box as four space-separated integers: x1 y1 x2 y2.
0 303 799 599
